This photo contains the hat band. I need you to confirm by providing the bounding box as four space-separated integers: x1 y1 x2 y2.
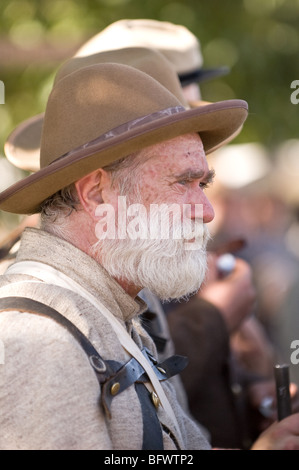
51 105 186 165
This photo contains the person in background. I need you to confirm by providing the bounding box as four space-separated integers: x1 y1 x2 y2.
265 139 299 389
207 141 299 373
195 142 299 440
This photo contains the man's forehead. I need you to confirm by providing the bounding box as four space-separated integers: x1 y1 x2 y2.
140 132 205 163
153 132 203 152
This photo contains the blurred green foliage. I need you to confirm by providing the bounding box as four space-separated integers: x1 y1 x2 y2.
0 0 299 155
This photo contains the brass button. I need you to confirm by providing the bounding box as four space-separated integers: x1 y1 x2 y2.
157 366 166 375
151 391 160 409
110 382 120 395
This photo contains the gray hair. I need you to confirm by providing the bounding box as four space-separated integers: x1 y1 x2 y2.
40 151 144 233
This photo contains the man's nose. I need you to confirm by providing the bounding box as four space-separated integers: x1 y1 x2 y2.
202 195 215 224
189 193 215 224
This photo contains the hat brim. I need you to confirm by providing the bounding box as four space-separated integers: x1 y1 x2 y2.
0 99 248 215
4 113 44 172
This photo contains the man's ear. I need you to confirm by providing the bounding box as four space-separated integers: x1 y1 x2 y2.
75 169 112 221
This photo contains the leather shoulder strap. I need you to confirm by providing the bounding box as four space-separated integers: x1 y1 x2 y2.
0 295 164 450
0 295 101 358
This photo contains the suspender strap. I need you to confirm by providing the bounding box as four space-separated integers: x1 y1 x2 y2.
135 383 163 450
0 295 102 357
0 296 187 450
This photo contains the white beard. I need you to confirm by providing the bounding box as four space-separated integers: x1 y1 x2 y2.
92 202 210 301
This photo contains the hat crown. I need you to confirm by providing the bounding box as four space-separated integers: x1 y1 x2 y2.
54 47 187 105
40 63 183 167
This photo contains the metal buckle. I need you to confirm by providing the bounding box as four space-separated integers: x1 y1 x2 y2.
89 354 107 373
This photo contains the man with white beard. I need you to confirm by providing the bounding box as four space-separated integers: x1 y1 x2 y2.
91 166 211 302
0 62 298 451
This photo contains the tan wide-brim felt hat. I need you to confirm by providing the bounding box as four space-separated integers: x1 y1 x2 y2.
0 62 248 215
4 47 240 174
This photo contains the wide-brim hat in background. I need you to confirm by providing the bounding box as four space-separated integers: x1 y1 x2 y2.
4 46 236 174
0 62 248 215
4 113 44 173
76 19 229 86
208 142 272 190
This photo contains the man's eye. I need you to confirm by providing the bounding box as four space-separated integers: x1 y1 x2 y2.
177 179 212 189
199 182 210 190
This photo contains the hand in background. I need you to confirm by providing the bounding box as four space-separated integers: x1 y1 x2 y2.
248 379 299 433
250 412 299 450
199 254 256 333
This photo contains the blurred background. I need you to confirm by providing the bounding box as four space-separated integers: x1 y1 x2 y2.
1 0 299 380
1 0 299 148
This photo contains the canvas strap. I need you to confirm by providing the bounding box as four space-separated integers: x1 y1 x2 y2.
5 260 182 441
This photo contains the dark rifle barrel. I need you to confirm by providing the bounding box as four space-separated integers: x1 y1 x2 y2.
274 364 292 421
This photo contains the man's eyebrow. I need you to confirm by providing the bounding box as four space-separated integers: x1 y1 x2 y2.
171 168 215 182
